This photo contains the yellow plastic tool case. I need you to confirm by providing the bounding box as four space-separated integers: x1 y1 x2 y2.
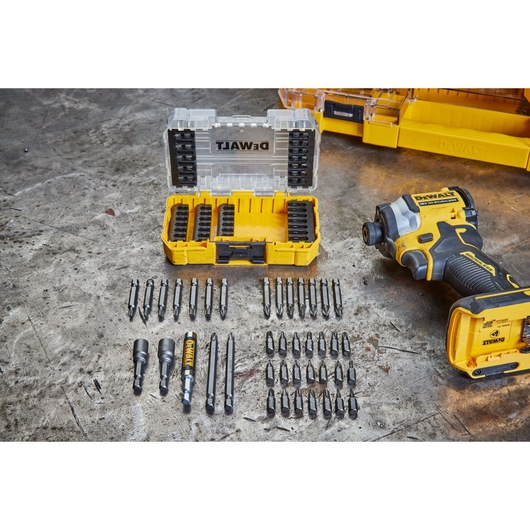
161 108 321 266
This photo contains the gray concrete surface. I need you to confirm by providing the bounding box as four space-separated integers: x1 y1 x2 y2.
2 88 530 442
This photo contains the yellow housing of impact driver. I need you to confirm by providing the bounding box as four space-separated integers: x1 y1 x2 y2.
362 186 530 378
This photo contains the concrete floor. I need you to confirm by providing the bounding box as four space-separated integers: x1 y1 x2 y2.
2 88 530 442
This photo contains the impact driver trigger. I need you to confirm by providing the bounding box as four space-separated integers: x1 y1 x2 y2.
401 251 428 280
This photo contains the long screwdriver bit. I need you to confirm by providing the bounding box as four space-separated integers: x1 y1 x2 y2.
128 279 140 319
143 278 155 320
308 278 318 318
205 278 214 320
263 278 271 319
206 333 218 414
181 331 197 408
267 388 276 416
220 278 228 319
158 279 169 319
297 278 306 318
132 338 149 394
275 277 284 317
305 331 314 357
320 279 330 319
286 277 295 318
332 279 343 318
158 338 176 396
189 278 199 319
173 278 183 320
224 333 235 414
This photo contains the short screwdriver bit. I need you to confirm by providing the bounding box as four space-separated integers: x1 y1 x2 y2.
332 279 343 318
348 389 359 419
158 337 176 396
330 331 339 358
347 361 357 387
204 278 214 320
323 390 332 419
297 278 306 318
342 332 351 357
292 332 301 358
334 361 344 387
293 360 301 387
128 279 140 319
308 390 317 419
305 331 314 357
143 278 155 319
158 279 169 319
263 278 271 319
132 338 149 394
189 278 199 319
318 331 326 357
308 278 318 318
173 278 183 320
280 359 289 387
219 278 228 319
286 277 295 318
294 388 303 417
276 277 284 317
320 279 330 319
306 360 316 384
278 331 287 356
267 388 276 417
335 389 345 418
266 331 275 356
266 360 275 387
281 388 290 416
319 360 328 384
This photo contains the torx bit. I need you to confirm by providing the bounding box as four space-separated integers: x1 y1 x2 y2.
204 278 214 320
330 331 339 358
342 331 351 357
318 331 327 357
267 388 276 417
266 360 275 387
320 279 330 319
281 388 290 416
224 333 235 414
294 388 303 417
266 330 275 356
297 278 306 318
305 331 314 357
181 331 198 408
319 360 328 384
280 359 289 387
206 333 218 414
158 337 176 396
323 390 332 419
335 389 345 418
306 359 316 384
143 278 155 319
278 331 287 356
128 279 140 319
275 277 284 317
189 278 199 319
263 278 271 319
347 361 357 387
308 390 317 419
286 277 295 318
293 360 302 387
334 361 344 387
219 278 228 319
173 278 183 320
292 332 301 358
348 389 359 419
132 338 149 395
158 279 169 319
308 278 318 318
332 279 343 318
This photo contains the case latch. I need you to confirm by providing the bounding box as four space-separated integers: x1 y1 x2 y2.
216 241 266 264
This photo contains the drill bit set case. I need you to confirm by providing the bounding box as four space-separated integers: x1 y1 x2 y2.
161 107 322 266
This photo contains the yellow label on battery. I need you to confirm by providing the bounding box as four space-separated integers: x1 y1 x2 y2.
183 339 196 367
461 251 496 276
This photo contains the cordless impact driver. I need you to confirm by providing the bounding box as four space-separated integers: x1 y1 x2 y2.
362 186 530 378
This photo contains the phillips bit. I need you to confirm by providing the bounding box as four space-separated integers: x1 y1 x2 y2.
181 331 198 408
263 278 271 319
286 277 295 318
266 331 275 356
308 278 318 318
279 359 289 387
305 331 314 357
275 277 284 317
319 360 328 384
334 361 344 387
278 331 287 356
297 278 306 318
306 360 316 384
294 388 303 417
158 279 169 320
332 279 343 318
143 278 155 320
330 331 339 358
335 389 345 418
128 279 140 319
348 389 359 419
132 338 149 395
342 331 351 357
267 388 276 417
206 333 218 414
347 361 357 387
308 390 317 419
281 388 290 416
293 360 302 387
173 278 183 320
219 278 228 319
224 333 235 414
204 278 214 320
292 332 301 358
266 360 275 387
318 331 327 357
320 279 330 319
158 338 176 396
189 278 199 320
322 390 332 419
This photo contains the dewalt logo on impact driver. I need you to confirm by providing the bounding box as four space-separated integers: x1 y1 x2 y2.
415 191 459 207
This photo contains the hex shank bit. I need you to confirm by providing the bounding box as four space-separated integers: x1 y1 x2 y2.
224 334 235 413
267 389 276 416
220 278 228 319
297 278 306 318
128 279 140 319
206 333 218 413
263 278 271 319
143 278 155 319
189 278 199 319
286 278 295 318
158 279 169 319
308 278 318 318
332 279 343 318
204 278 214 320
276 278 284 317
173 278 183 320
320 279 330 318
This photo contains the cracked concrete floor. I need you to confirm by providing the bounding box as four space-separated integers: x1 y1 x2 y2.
2 88 530 443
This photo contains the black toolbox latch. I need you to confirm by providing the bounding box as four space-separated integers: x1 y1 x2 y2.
216 242 266 264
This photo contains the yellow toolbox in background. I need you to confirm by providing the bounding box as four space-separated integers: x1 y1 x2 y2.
161 108 321 266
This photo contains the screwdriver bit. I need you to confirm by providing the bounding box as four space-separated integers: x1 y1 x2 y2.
281 388 290 416
334 361 343 387
330 331 339 358
308 278 318 318
276 277 284 317
319 360 328 384
263 278 271 319
297 278 306 318
294 388 303 417
266 331 275 356
320 279 330 318
348 389 359 419
220 278 228 319
342 332 351 357
332 279 343 318
318 331 326 357
286 277 295 318
128 279 140 319
278 331 287 356
132 338 149 395
335 389 345 418
323 390 332 419
143 278 155 319
173 278 183 320
347 361 357 387
224 333 235 414
158 279 169 319
266 360 275 387
267 388 276 417
292 332 301 358
189 278 199 319
305 331 314 357
158 337 176 396
204 278 214 320
181 331 198 408
206 333 218 414
308 390 317 419
293 360 302 387
280 359 289 387
306 360 316 384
